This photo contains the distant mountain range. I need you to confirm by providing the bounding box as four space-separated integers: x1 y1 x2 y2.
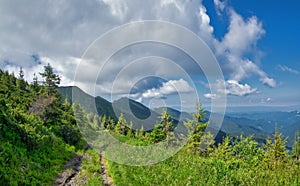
59 86 300 148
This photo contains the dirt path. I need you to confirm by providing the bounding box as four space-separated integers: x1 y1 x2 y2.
53 153 85 186
53 146 114 186
100 148 115 186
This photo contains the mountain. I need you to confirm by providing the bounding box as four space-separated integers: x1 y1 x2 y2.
112 97 161 131
154 107 192 122
227 111 300 127
58 86 229 140
225 111 300 147
59 86 117 120
58 86 299 148
59 87 162 130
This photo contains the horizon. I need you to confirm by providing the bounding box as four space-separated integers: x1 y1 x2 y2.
59 85 300 113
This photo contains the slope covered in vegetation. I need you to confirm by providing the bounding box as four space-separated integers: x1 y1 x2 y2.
0 65 86 185
1 65 300 185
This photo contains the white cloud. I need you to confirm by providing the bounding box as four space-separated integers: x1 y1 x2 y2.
260 76 277 88
136 97 143 103
213 0 226 16
161 79 193 94
101 0 128 20
198 5 214 41
0 0 276 99
204 93 218 99
140 79 193 99
216 10 265 57
211 79 257 97
213 7 276 88
278 65 299 74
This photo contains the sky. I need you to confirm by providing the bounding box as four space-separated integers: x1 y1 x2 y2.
0 0 299 112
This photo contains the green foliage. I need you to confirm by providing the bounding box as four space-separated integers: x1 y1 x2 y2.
107 146 300 186
147 111 174 143
74 149 104 186
31 73 40 92
184 103 209 152
292 131 300 159
0 68 84 185
212 136 234 161
39 63 60 95
232 135 264 164
115 113 127 135
1 67 300 185
16 66 26 90
264 133 289 164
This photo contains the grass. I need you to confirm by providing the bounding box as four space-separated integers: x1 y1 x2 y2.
74 149 104 186
0 138 76 185
106 147 300 186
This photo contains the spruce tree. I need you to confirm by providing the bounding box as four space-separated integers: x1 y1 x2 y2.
160 110 174 133
292 131 300 160
17 66 26 90
39 63 60 95
31 73 39 91
115 113 127 135
264 132 288 163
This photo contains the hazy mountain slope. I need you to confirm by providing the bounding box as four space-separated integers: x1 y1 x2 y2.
154 107 193 122
112 97 161 131
58 86 299 148
58 86 117 120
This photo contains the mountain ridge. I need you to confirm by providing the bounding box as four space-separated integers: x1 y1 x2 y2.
58 86 300 148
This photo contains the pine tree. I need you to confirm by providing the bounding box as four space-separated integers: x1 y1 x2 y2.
31 73 39 91
135 125 144 139
17 67 26 90
127 121 134 137
160 110 174 133
18 66 24 81
264 133 288 163
115 113 127 135
39 63 60 95
292 131 300 160
184 103 208 152
213 136 233 161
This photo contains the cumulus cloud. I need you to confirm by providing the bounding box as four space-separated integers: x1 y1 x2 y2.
137 79 193 99
213 8 276 88
0 0 276 100
216 10 265 57
204 93 218 99
210 79 257 97
278 65 299 74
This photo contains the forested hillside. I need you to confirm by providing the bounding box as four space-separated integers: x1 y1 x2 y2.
0 65 88 185
1 65 300 185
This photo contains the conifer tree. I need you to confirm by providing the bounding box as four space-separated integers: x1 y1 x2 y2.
292 131 300 160
184 103 208 151
160 110 174 133
17 66 26 90
264 132 288 163
115 113 127 135
31 73 39 91
39 63 60 95
18 66 24 81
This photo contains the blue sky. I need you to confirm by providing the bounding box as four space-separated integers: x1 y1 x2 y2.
201 0 300 109
0 0 299 112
